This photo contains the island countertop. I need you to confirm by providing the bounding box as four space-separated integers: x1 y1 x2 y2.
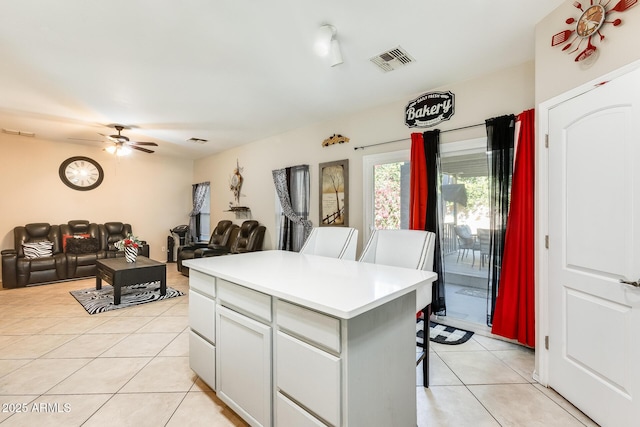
183 249 437 319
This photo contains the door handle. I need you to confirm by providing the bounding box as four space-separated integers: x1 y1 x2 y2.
619 279 640 287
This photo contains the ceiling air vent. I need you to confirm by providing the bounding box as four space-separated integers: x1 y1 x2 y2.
370 46 415 73
2 128 35 137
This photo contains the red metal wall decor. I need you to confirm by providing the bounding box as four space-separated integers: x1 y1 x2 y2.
551 0 637 62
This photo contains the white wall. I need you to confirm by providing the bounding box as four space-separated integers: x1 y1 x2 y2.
535 1 640 102
195 61 536 254
0 134 194 283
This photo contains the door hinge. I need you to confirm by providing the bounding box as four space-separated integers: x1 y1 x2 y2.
545 335 549 350
545 235 549 249
545 134 549 148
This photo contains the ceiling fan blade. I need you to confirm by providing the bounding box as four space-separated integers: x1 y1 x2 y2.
129 141 158 146
99 133 119 142
131 145 155 154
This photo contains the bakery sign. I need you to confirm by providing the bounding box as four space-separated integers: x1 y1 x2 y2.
405 91 455 128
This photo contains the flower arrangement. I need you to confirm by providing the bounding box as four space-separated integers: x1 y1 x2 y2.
114 233 143 251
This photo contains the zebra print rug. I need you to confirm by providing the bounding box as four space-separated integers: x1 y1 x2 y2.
70 282 185 315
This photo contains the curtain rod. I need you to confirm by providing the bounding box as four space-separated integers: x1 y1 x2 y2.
353 122 485 151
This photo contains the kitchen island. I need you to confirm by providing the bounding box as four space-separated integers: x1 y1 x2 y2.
184 250 436 427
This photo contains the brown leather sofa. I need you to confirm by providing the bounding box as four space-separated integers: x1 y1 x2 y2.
177 220 266 276
1 220 147 288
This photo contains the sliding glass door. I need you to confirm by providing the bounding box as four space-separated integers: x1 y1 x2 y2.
440 138 491 325
364 138 493 326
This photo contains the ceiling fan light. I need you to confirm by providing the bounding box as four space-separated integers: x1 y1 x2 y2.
117 146 132 156
105 145 116 154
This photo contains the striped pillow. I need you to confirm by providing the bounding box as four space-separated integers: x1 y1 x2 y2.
22 241 54 259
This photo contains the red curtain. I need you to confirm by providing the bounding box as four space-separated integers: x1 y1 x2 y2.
409 133 427 230
410 132 428 318
491 109 535 347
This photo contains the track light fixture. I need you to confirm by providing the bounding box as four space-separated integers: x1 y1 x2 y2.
315 24 343 67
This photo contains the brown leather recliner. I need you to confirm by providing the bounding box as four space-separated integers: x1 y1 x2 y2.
99 222 133 258
2 223 66 287
194 221 239 257
60 220 102 279
229 220 265 254
177 220 237 276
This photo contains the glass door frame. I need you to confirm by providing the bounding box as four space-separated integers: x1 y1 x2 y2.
362 150 409 245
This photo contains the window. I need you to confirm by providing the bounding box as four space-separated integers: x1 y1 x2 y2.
190 182 210 244
197 187 211 241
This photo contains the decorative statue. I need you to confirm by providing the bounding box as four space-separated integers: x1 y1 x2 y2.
229 159 244 205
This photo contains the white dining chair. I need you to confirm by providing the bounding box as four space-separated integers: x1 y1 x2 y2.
358 229 435 387
299 227 358 260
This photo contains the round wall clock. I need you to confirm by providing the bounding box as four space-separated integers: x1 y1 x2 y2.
59 156 104 191
576 4 605 38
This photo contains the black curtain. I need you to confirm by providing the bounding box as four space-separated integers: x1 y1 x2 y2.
485 115 515 325
424 130 446 314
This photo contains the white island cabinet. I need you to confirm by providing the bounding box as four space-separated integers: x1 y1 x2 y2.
184 250 436 427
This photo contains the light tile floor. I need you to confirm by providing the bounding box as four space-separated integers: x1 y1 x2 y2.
0 267 598 426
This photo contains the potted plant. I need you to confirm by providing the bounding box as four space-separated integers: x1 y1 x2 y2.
115 233 143 263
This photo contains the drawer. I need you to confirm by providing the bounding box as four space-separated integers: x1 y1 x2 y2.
189 290 215 342
276 392 327 427
217 279 271 323
189 270 216 298
277 300 340 353
189 330 215 390
97 267 113 283
276 331 340 426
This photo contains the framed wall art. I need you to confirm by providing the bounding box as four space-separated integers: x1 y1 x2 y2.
319 159 349 226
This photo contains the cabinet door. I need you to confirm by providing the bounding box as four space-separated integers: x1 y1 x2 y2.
216 305 272 427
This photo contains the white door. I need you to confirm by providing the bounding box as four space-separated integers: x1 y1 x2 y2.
548 66 640 427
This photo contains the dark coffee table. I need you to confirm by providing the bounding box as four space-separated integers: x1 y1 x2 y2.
95 256 166 305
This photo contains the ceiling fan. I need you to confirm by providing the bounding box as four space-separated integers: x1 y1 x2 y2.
101 125 158 155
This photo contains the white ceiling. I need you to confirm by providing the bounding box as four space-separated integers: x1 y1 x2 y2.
0 1 563 160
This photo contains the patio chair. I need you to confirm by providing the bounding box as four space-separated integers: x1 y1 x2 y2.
454 225 480 267
477 228 491 269
358 229 435 387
